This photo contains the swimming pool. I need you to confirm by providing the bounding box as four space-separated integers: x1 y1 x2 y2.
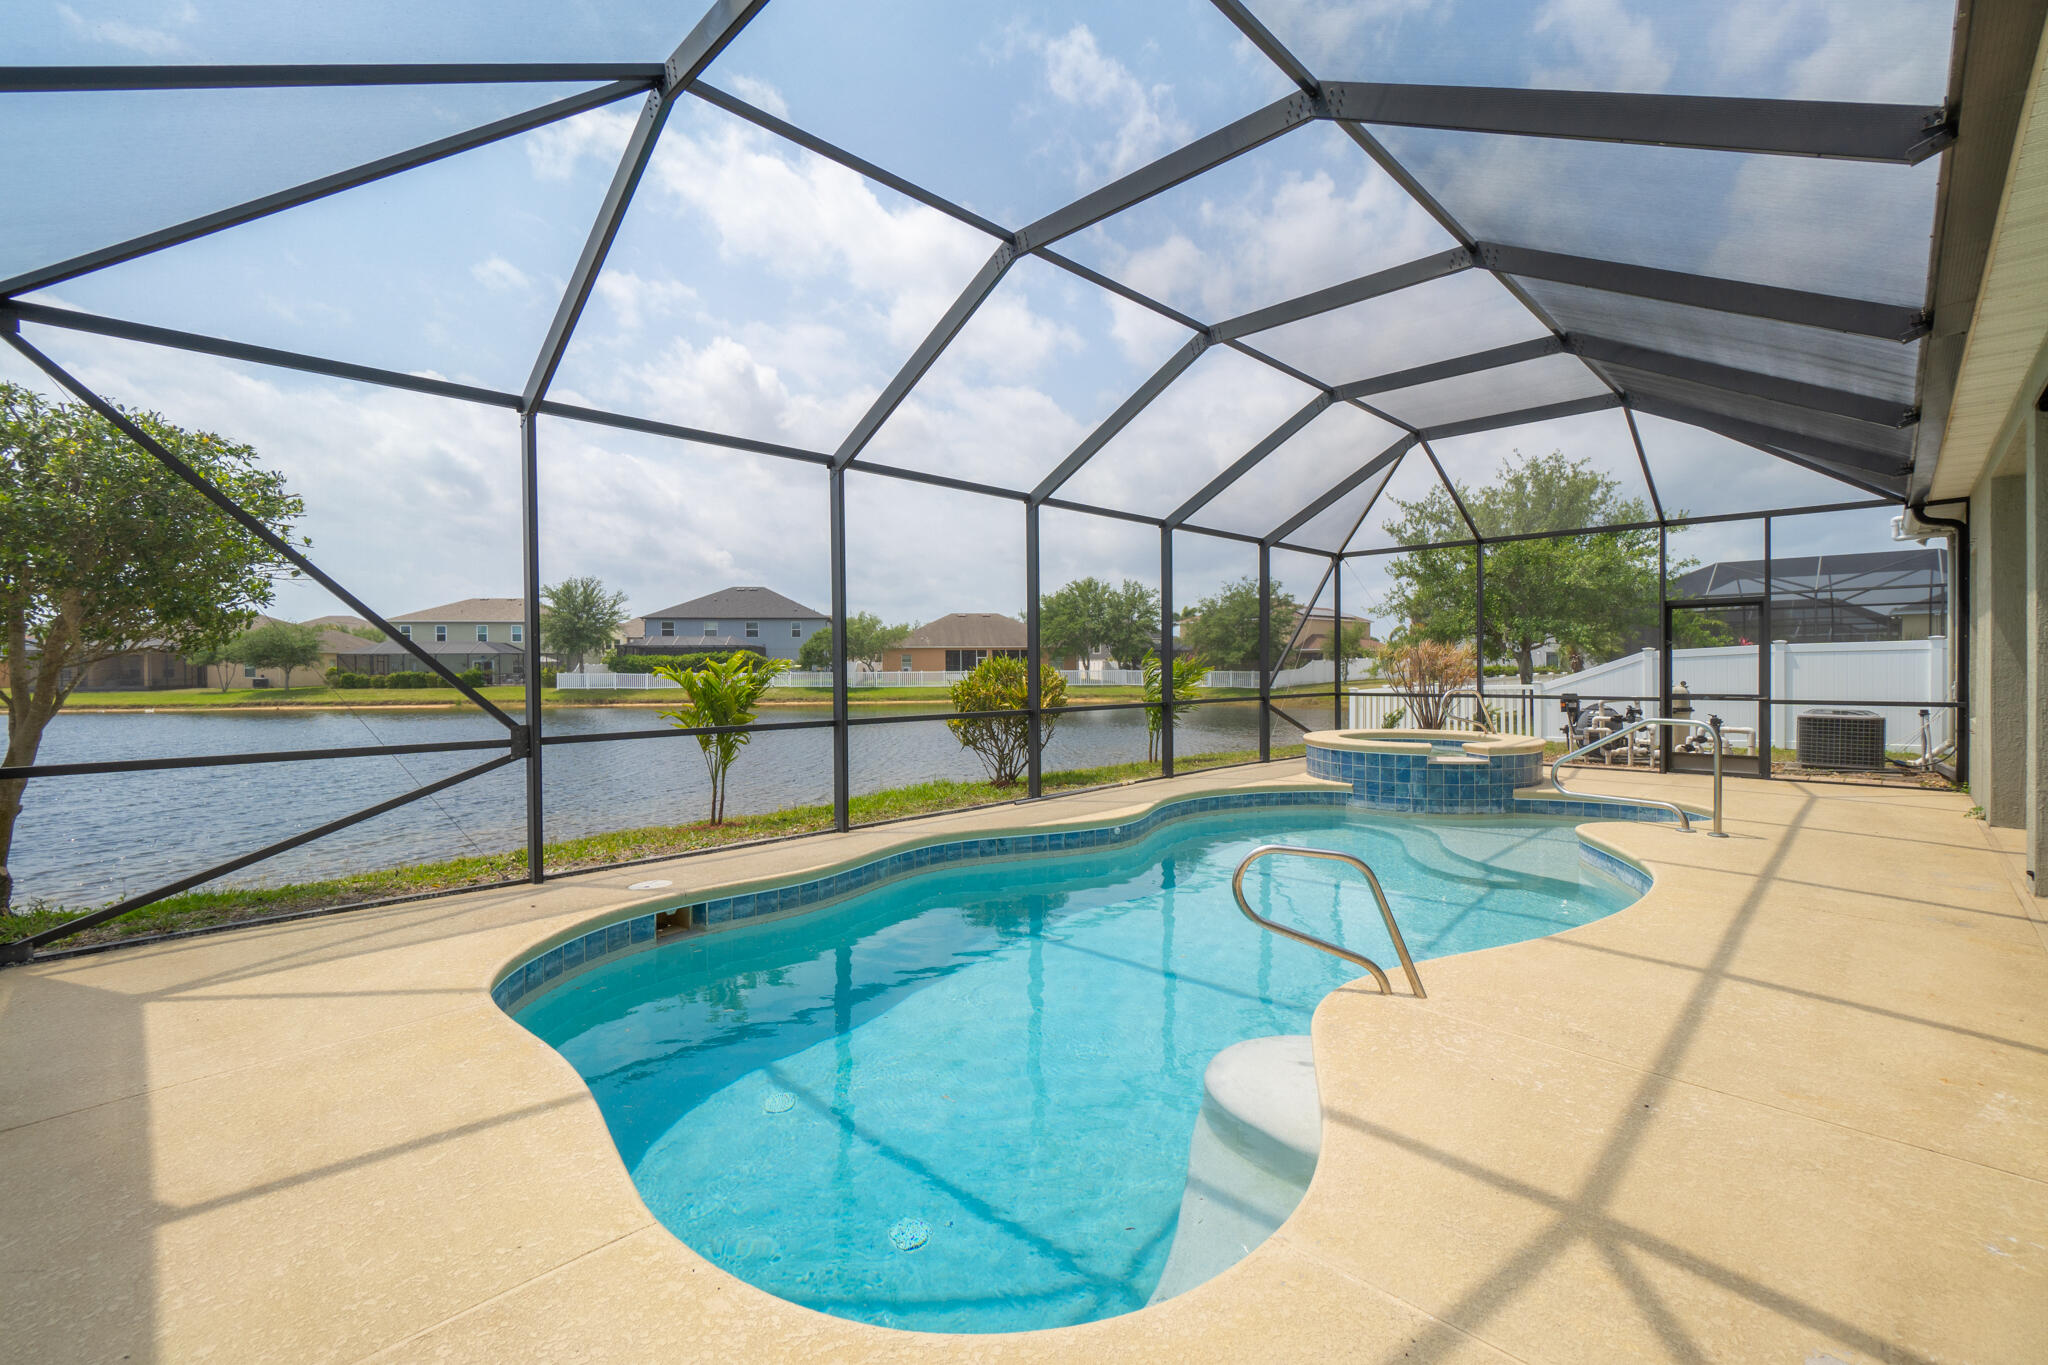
508 802 1644 1334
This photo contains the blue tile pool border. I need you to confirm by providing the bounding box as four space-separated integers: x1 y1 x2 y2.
1579 841 1653 895
491 784 1672 1015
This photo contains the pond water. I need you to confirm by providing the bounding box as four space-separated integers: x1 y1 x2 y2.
5 701 1320 908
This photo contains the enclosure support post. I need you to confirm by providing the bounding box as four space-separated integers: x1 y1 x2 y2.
1761 516 1775 775
519 412 545 883
1258 542 1273 762
1474 541 1487 711
1026 502 1043 798
1161 527 1176 778
829 466 850 831
1332 553 1343 729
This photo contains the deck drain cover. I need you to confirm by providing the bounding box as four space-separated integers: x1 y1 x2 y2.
629 879 673 890
889 1217 930 1252
763 1091 796 1114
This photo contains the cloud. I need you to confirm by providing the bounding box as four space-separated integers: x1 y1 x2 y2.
1532 0 1674 92
469 256 531 293
56 2 190 56
524 106 638 182
1027 24 1191 183
591 269 697 332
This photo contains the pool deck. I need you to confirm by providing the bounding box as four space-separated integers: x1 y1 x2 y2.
2 764 2043 1362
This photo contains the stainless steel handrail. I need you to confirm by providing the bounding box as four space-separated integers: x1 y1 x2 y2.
1231 846 1426 998
1550 715 1726 837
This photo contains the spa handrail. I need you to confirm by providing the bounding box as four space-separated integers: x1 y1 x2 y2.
1550 715 1727 837
1230 846 1426 998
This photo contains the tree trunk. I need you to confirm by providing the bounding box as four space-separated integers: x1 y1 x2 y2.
1516 641 1535 686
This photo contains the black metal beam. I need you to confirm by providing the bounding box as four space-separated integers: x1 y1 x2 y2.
1257 543 1272 761
0 63 666 92
1208 248 1471 341
1480 243 1929 340
1268 434 1416 545
1032 334 1209 502
1324 82 1951 164
0 81 650 299
534 400 831 464
1335 335 1565 400
0 736 511 782
1160 527 1175 777
1571 335 1918 427
1623 405 1665 522
519 414 545 884
3 330 524 727
0 753 518 961
1014 92 1322 252
1626 395 1908 499
522 1 769 411
1165 393 1332 528
1418 393 1621 441
1205 0 1321 95
828 466 850 832
3 300 523 408
1026 502 1043 797
833 242 1015 467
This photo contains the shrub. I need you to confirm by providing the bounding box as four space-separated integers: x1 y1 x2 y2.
655 652 792 823
946 656 1069 787
540 666 558 687
1377 638 1475 729
325 670 373 689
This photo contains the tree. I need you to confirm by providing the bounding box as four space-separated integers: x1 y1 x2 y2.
947 656 1069 786
1378 637 1475 729
1 382 303 909
187 641 239 691
1337 619 1375 683
1143 649 1210 761
1180 576 1298 671
654 652 791 824
539 576 627 672
1376 451 1670 684
231 621 325 693
1040 576 1158 668
797 611 909 672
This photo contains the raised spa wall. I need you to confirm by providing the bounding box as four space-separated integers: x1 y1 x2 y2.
1304 728 1547 813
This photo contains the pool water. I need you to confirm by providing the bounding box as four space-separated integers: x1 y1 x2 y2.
512 808 1639 1334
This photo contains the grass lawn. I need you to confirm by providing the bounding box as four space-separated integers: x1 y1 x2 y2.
3 743 1304 951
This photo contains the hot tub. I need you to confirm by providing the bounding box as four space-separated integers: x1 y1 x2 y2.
1304 728 1546 813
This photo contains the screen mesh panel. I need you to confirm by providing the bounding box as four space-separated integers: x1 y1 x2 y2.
1609 367 1916 465
1191 401 1403 540
1251 268 1551 387
1369 352 1610 430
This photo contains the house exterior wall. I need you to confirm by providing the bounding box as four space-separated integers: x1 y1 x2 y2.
898 646 1027 671
64 651 206 692
393 621 528 647
639 616 821 661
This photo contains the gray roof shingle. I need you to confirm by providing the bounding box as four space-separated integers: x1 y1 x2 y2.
638 586 825 621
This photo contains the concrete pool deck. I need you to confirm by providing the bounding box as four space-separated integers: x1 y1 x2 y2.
1 764 2043 1362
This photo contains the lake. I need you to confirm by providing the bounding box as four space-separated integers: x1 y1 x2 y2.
5 701 1318 908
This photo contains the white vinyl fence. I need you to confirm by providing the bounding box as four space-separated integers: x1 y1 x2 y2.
1346 637 1951 752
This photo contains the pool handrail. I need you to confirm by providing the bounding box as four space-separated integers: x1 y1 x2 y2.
1230 846 1426 998
1550 714 1727 836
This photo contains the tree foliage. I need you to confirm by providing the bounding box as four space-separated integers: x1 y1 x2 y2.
946 656 1068 787
0 382 302 909
1180 576 1298 671
539 576 627 672
654 651 791 824
1040 576 1157 669
1377 451 1673 683
1142 649 1210 761
230 620 325 692
796 611 908 671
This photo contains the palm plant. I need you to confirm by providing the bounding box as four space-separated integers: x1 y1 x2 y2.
654 652 790 823
1142 649 1211 761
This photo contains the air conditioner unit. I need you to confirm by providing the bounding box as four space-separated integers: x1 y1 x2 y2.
1796 708 1886 771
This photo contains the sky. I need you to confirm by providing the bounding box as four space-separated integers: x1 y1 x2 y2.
0 0 1957 636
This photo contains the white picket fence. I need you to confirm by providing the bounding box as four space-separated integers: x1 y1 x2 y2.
558 658 1348 693
1344 637 1952 751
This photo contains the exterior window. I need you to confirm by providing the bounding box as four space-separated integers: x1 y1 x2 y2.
243 665 258 679
660 620 675 637
511 624 522 643
944 649 989 671
745 621 759 638
900 654 912 671
792 622 803 638
399 624 411 638
434 625 447 642
475 625 488 642
703 622 718 637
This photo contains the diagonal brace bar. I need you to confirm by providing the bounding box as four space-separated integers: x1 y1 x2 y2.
1268 433 1416 545
1166 393 1332 527
1032 333 1210 502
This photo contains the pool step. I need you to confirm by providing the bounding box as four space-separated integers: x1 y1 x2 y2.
1427 754 1490 766
1149 1035 1320 1304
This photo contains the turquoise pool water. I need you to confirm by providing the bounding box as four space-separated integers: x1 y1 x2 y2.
512 807 1639 1334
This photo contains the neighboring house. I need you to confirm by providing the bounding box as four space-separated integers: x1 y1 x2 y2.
894 614 1030 672
57 643 206 693
616 586 828 662
1288 608 1376 661
302 614 376 635
204 615 375 689
369 598 537 682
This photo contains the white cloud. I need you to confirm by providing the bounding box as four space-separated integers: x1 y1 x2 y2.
469 256 531 293
723 73 791 121
591 269 696 332
1028 24 1191 183
524 106 638 182
1532 0 1674 92
57 2 190 56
